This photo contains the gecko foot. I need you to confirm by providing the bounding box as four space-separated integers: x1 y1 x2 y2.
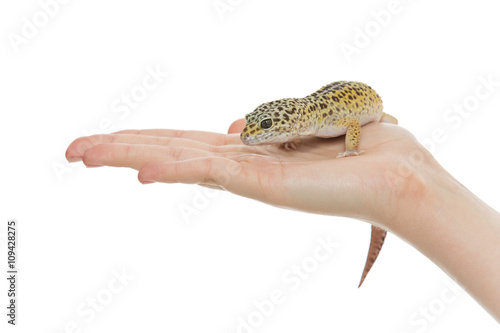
281 140 302 151
336 150 365 158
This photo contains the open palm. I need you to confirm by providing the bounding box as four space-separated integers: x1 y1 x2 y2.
66 119 429 229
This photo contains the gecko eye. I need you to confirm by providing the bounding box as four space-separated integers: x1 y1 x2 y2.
260 118 273 129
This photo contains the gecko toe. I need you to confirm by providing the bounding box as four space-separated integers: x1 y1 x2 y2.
337 150 365 158
282 141 300 151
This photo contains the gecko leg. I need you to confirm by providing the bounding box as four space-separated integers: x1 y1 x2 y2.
335 118 365 158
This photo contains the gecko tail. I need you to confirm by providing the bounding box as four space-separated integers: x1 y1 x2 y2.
358 225 387 288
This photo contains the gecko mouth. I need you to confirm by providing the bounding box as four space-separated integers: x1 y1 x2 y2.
241 134 270 145
241 130 293 145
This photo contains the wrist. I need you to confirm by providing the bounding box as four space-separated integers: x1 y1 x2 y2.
380 155 500 320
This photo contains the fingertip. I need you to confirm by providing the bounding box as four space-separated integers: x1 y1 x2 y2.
81 145 103 168
65 149 82 162
66 137 94 162
65 139 80 162
138 161 162 183
380 113 398 125
228 118 246 134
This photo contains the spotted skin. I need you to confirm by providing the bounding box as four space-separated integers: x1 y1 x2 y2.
241 81 391 155
241 81 397 287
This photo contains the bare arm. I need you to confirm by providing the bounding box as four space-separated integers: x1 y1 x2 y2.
66 119 500 321
392 163 500 321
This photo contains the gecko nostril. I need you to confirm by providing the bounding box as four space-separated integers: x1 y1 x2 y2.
246 133 249 138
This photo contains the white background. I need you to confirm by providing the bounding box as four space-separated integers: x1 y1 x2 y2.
1 0 499 332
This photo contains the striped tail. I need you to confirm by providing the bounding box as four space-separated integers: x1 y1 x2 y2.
358 225 387 287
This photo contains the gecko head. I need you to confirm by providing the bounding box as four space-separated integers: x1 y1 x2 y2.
241 98 303 145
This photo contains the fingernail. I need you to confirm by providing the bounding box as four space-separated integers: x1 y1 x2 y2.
66 156 82 162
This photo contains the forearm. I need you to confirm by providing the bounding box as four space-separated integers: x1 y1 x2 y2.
385 162 500 321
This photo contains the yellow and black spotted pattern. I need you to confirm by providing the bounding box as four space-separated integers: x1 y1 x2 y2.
240 81 384 149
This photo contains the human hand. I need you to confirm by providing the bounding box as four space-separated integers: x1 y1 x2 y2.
66 119 500 320
65 119 432 233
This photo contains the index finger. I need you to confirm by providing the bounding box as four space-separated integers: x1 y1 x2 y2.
113 129 243 146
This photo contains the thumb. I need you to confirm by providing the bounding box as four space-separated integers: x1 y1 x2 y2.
228 118 246 134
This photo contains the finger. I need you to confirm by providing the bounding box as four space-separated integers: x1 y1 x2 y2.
138 157 272 201
66 134 110 162
113 129 243 145
67 134 218 162
380 113 398 125
82 143 212 170
138 157 235 185
228 119 246 134
106 133 260 154
67 133 260 163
